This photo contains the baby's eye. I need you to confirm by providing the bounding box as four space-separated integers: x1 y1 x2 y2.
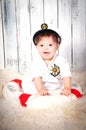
40 44 43 47
49 44 53 46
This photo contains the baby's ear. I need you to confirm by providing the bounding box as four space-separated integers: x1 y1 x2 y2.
57 43 60 48
58 37 61 44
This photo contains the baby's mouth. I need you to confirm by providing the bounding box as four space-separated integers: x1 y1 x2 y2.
43 51 50 54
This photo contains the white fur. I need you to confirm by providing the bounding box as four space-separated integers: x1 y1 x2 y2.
0 69 86 130
0 84 86 130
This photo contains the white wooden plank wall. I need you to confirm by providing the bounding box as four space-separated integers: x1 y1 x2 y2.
15 0 31 72
71 0 86 71
1 0 18 71
59 0 71 64
0 0 4 69
0 0 86 72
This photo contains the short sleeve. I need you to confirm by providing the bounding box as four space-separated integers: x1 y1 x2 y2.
59 57 71 78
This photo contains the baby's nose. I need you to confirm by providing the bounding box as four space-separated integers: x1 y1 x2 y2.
44 45 48 49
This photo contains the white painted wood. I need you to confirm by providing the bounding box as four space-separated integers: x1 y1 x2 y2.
71 0 86 71
30 0 43 35
1 0 18 71
44 0 58 30
0 0 86 72
15 0 31 72
0 0 4 69
30 0 44 60
59 0 72 66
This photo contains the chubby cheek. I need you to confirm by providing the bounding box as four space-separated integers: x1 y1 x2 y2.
36 46 42 52
37 49 43 55
50 46 59 53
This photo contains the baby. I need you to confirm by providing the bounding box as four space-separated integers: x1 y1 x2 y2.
5 23 83 107
22 23 71 96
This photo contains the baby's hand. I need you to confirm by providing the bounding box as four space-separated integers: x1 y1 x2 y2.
60 88 71 96
38 88 49 96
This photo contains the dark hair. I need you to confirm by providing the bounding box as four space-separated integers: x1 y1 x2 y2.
33 29 61 45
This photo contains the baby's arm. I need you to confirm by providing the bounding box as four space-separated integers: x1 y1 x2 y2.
33 77 49 95
61 77 71 96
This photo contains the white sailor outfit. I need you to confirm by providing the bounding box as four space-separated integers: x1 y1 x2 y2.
22 51 71 94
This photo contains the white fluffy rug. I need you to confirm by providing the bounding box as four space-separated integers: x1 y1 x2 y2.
0 69 86 130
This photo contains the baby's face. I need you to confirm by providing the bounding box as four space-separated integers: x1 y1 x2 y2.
36 36 59 61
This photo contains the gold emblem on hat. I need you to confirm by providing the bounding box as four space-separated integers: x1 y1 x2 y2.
41 23 48 30
50 64 60 77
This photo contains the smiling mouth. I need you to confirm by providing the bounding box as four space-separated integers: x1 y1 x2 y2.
43 52 50 54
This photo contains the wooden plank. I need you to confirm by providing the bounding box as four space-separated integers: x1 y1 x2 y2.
15 0 31 72
2 0 18 71
59 0 72 66
0 0 4 69
30 0 43 35
30 0 44 60
71 0 86 71
44 0 58 30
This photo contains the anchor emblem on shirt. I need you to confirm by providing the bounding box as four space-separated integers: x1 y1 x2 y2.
50 64 60 77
